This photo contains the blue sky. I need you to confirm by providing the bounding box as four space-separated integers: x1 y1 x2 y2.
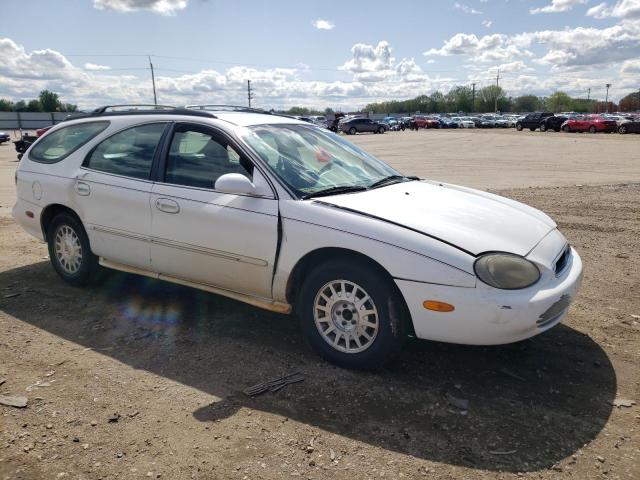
1 0 639 109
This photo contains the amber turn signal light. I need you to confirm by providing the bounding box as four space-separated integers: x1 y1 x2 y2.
423 300 455 312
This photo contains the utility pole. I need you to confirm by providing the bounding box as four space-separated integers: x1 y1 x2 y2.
587 87 591 113
471 82 476 113
148 56 157 106
605 83 611 112
494 70 500 113
247 80 254 108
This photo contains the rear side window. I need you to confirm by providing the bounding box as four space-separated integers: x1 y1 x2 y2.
84 123 167 180
29 121 109 164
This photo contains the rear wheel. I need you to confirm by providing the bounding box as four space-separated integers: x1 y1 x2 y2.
540 123 547 132
297 261 407 369
619 125 627 134
47 213 99 286
589 125 597 134
348 127 357 135
377 126 385 134
516 123 523 131
562 125 571 133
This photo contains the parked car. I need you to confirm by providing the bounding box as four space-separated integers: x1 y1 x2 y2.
412 116 440 129
539 115 568 132
382 117 398 127
494 117 511 128
618 120 640 134
36 126 53 137
516 112 554 131
476 117 495 128
439 118 459 129
561 114 618 133
450 117 475 128
13 105 583 369
340 117 387 135
0 131 10 144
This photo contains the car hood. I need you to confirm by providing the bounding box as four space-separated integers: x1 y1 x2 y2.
314 181 556 256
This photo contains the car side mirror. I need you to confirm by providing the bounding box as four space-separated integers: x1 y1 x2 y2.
214 173 258 196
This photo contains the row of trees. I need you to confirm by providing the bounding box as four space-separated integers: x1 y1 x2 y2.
0 90 78 113
364 87 640 114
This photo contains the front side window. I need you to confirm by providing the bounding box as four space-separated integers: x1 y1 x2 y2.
164 127 252 189
84 123 167 180
30 121 109 164
240 124 399 197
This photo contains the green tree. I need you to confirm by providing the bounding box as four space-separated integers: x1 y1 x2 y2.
62 103 78 112
512 95 542 112
39 90 61 111
27 99 43 112
445 86 474 113
0 99 14 111
478 85 507 112
545 91 573 112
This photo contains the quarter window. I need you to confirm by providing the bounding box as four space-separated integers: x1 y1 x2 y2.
164 127 253 189
29 121 109 164
84 123 167 180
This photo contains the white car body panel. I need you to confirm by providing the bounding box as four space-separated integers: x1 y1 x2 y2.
12 110 584 348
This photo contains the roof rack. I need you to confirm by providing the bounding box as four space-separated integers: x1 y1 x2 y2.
184 104 273 114
72 104 217 119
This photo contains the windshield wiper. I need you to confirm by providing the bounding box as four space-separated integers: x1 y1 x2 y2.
369 175 417 189
302 185 368 199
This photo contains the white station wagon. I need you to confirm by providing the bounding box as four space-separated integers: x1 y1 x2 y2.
13 105 583 369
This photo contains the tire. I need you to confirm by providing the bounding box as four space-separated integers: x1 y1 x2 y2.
529 127 536 131
562 125 571 133
377 126 385 134
47 213 99 286
297 260 408 369
516 123 523 131
540 123 547 132
348 127 357 135
619 125 627 134
589 125 597 134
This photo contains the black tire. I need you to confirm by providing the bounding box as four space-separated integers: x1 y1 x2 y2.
562 125 571 133
540 123 547 132
516 123 523 131
297 260 408 369
619 125 627 134
47 213 99 286
377 126 385 134
348 127 357 135
589 125 597 134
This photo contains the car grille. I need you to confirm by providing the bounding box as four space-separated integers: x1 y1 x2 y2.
554 246 571 276
537 294 571 328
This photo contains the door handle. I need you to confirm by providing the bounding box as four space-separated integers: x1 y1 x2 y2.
155 198 180 214
75 181 91 196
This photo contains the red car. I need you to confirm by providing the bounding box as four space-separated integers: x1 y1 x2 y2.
413 115 440 129
36 126 53 137
561 114 617 133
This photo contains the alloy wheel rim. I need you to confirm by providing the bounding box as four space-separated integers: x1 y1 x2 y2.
313 279 379 354
54 225 83 274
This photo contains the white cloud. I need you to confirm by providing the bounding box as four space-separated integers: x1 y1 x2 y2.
620 58 640 74
530 0 587 14
587 0 640 19
312 19 335 30
93 0 188 15
340 41 394 80
482 20 493 27
454 2 483 14
84 63 111 71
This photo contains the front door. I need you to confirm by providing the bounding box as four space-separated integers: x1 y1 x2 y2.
149 123 279 299
76 122 169 270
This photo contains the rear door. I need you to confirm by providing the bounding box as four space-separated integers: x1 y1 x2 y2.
77 122 169 270
149 122 279 298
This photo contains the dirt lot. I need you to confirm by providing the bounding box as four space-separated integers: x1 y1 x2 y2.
0 129 639 480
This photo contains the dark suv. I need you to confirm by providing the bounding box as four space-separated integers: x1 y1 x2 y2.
516 112 554 131
540 115 568 132
339 117 387 135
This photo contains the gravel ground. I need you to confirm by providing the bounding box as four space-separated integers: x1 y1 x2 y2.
0 129 638 480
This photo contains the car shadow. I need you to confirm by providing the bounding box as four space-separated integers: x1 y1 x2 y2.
0 262 616 472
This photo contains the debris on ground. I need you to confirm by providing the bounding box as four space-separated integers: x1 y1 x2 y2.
108 413 121 423
446 393 469 411
499 367 526 382
0 394 28 408
489 449 517 455
243 372 304 397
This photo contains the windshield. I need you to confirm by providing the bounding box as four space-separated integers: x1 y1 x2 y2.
240 124 402 197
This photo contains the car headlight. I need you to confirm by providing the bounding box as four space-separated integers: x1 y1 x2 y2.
474 253 540 290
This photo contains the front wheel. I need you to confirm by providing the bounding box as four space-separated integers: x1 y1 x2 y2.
377 126 385 134
348 127 357 135
562 125 571 133
589 125 597 134
47 213 99 286
297 261 407 369
619 125 627 134
516 123 523 131
540 123 547 132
